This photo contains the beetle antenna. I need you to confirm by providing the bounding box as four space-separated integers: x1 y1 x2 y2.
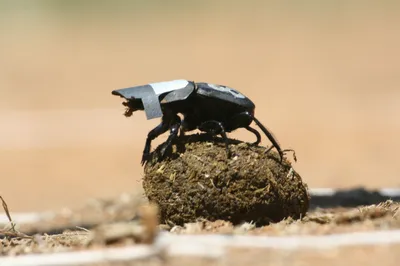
252 116 284 162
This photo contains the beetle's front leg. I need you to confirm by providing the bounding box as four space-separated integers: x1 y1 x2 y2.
158 114 181 159
142 117 170 165
199 120 231 158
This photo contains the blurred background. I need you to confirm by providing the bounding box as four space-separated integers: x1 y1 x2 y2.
0 0 399 212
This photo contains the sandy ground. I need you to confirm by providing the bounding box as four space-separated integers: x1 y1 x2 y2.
0 195 399 264
0 2 400 212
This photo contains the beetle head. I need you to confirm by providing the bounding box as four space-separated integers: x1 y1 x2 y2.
122 98 144 117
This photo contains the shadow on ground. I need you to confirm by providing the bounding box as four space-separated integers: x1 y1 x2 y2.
310 187 400 209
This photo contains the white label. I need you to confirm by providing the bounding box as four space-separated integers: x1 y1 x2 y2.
150 79 189 95
207 84 246 99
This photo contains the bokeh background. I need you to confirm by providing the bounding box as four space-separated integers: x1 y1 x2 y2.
1 0 399 212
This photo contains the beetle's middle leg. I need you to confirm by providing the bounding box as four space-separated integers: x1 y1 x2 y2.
180 114 199 137
198 120 231 158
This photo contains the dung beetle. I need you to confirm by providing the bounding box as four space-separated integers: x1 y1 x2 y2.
112 79 286 165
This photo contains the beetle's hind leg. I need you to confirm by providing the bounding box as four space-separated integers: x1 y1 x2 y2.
252 116 284 162
198 120 231 158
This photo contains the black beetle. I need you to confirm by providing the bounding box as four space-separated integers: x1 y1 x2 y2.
112 79 286 165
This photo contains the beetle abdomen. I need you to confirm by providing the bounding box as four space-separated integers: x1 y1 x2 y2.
195 82 255 110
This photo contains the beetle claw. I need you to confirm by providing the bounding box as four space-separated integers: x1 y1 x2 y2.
250 141 259 146
279 152 284 163
159 144 169 159
141 153 151 166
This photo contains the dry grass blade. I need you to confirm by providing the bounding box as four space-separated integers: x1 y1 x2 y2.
0 230 32 239
0 195 32 239
0 195 15 232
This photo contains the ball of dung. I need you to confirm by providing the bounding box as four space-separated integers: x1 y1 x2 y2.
142 134 310 226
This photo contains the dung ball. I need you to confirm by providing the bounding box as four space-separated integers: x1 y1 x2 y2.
142 134 310 226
